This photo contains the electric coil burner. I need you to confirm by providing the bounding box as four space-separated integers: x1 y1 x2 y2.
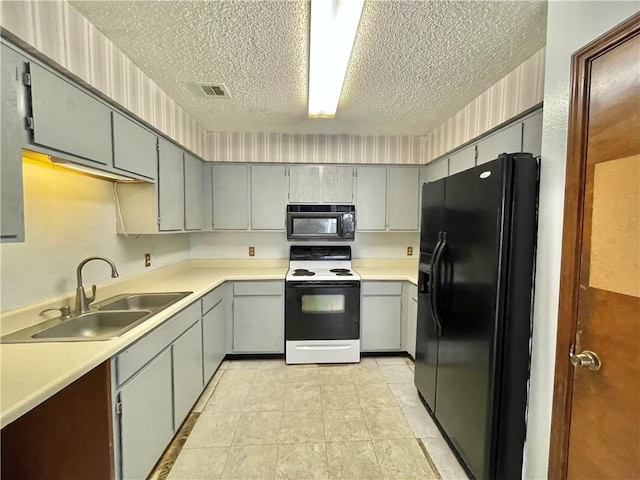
285 245 361 364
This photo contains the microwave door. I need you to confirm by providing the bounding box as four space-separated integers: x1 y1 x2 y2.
288 213 341 239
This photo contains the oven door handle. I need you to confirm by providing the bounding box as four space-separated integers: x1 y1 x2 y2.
286 281 360 288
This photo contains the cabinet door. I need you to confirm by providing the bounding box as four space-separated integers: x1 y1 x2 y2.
119 349 173 480
184 153 203 231
203 299 226 383
233 296 283 353
1 44 26 242
407 295 418 359
421 158 449 183
361 295 402 351
289 166 322 203
173 321 203 428
212 164 249 229
387 167 419 231
157 138 184 231
476 123 523 165
448 145 476 175
522 110 543 158
323 166 354 203
356 167 387 230
251 165 287 230
112 111 157 179
29 62 112 166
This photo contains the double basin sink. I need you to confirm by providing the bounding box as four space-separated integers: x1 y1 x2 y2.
1 292 192 343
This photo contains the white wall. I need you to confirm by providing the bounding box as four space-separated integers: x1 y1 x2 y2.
189 231 419 260
523 3 639 479
0 160 190 311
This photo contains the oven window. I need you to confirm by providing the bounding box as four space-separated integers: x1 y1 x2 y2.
301 294 345 313
292 218 338 235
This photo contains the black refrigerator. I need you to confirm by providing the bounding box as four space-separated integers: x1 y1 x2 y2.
414 153 538 480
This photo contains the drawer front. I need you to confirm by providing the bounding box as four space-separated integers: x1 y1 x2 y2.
116 302 201 385
233 281 283 296
202 286 224 314
362 281 402 296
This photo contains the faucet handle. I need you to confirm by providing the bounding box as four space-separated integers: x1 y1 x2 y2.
87 285 97 303
40 306 72 319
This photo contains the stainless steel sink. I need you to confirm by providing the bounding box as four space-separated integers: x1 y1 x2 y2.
1 291 193 343
32 310 151 340
97 292 191 311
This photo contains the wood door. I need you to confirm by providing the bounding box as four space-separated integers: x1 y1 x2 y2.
549 14 640 479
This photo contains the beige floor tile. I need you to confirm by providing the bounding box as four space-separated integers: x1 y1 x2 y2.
356 383 399 409
254 359 287 369
167 446 228 480
233 411 283 446
420 437 469 480
221 445 278 480
323 409 370 442
326 440 378 467
405 358 415 371
283 384 322 411
388 383 422 408
226 359 260 369
362 407 414 440
403 405 441 439
205 385 250 413
217 369 258 387
350 365 386 384
253 367 289 386
358 357 378 367
328 462 383 480
286 367 321 385
374 356 408 366
243 385 285 412
317 366 354 385
218 360 230 370
184 412 241 448
276 442 328 479
373 439 438 479
279 409 325 444
321 384 360 410
378 365 414 384
192 385 216 413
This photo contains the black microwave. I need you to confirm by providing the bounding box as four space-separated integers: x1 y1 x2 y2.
286 205 355 240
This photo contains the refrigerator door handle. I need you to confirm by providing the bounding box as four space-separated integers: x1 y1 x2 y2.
429 236 444 335
432 231 447 333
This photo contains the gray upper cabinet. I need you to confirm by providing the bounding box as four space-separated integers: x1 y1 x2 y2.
476 122 523 166
158 138 184 231
251 165 287 230
184 153 203 231
522 110 543 158
112 111 157 180
356 167 387 231
387 167 419 230
421 159 449 184
212 164 249 230
29 62 112 166
448 145 476 176
1 43 26 243
289 165 322 203
322 166 354 203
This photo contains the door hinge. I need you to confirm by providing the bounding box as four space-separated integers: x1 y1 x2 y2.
474 145 478 162
116 400 122 417
26 116 34 130
157 216 161 226
23 72 31 86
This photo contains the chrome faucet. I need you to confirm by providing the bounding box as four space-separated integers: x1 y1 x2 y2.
75 256 119 314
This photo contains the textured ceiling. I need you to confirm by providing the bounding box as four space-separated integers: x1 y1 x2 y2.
70 0 547 136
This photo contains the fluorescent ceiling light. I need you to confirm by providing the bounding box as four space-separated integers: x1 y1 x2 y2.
308 0 365 118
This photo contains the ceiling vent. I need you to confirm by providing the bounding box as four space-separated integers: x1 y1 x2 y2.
193 83 231 98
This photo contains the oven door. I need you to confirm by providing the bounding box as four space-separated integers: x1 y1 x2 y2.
285 281 360 340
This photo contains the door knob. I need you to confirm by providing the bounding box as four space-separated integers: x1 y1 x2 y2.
570 350 602 371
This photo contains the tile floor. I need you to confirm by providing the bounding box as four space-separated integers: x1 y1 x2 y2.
155 356 470 480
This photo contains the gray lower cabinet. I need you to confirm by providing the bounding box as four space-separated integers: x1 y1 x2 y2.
233 281 284 353
118 348 173 480
158 138 185 231
407 285 418 359
212 164 249 229
251 165 287 230
112 111 157 180
1 43 26 243
203 293 226 383
184 153 203 231
28 62 112 166
355 167 387 231
361 282 403 351
387 167 419 231
172 321 204 428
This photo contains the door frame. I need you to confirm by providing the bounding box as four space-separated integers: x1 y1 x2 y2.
548 12 640 479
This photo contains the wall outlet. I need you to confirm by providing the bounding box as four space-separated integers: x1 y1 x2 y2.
144 253 151 267
407 246 413 256
249 246 255 257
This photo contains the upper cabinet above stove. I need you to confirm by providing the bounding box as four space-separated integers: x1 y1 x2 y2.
288 166 355 204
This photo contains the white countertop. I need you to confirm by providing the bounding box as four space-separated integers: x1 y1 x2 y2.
0 257 417 428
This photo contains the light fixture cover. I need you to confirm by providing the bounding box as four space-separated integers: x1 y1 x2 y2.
308 0 365 118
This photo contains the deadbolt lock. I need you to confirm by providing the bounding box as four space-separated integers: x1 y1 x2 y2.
570 350 602 371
